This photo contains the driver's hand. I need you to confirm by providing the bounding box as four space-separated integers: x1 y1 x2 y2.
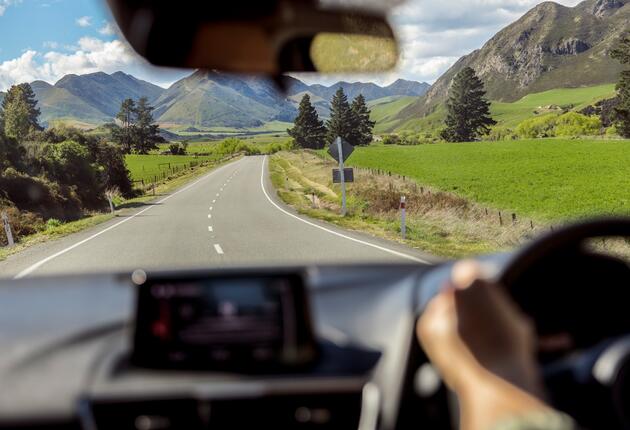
417 259 542 396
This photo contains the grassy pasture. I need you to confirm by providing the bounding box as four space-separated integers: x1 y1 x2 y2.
125 154 220 183
346 138 630 221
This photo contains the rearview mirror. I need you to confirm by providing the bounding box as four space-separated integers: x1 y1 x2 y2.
106 0 399 75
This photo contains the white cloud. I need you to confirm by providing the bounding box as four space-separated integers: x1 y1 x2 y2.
75 15 92 27
0 36 190 91
98 22 116 36
0 0 21 16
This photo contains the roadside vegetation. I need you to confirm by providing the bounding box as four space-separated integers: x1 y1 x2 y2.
270 151 545 257
0 84 291 254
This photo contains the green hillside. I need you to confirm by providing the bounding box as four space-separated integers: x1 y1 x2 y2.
384 84 616 133
491 84 616 127
368 96 418 132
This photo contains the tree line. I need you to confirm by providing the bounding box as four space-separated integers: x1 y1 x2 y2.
288 87 376 149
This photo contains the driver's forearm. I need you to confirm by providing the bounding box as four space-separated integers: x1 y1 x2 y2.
457 368 561 430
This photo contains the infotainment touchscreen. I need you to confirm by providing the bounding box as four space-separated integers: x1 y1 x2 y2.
132 273 318 370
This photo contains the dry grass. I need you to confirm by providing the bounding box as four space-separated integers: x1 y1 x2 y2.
271 151 552 258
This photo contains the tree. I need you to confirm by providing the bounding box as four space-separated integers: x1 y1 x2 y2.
326 87 355 145
112 98 136 153
133 97 164 154
611 35 630 137
0 83 42 140
440 67 496 142
349 94 375 146
287 94 327 149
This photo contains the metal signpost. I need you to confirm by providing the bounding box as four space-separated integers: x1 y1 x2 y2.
1 211 14 247
327 137 354 216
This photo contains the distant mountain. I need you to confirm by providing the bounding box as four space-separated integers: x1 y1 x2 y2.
0 91 4 105
9 70 428 129
395 0 630 122
29 71 165 126
151 71 430 128
152 71 296 128
284 77 429 119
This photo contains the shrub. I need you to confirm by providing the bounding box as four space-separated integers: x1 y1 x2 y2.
554 112 602 137
487 127 517 141
46 218 63 229
0 203 45 245
0 167 82 220
515 114 558 138
382 135 401 145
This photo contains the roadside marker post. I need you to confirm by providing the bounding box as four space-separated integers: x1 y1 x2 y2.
1 211 15 247
400 196 406 240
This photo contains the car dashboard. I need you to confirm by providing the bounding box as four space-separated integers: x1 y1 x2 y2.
0 263 454 430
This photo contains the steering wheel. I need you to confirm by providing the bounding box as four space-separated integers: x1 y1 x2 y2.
498 217 630 429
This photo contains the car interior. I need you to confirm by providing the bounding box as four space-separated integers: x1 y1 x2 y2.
0 1 629 429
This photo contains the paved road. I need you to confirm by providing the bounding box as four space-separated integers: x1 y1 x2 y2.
0 156 436 279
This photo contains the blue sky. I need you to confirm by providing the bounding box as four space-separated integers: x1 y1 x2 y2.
0 0 583 91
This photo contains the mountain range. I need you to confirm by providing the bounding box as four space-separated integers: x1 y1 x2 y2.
3 0 627 133
393 0 630 124
11 70 429 129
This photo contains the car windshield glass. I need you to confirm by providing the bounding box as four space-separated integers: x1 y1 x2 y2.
0 0 629 279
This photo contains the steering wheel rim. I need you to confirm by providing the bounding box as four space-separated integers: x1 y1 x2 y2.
496 216 630 429
499 216 630 287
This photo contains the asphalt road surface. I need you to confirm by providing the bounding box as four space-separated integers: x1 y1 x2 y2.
0 156 436 279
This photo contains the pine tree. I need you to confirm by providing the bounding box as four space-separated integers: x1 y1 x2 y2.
326 87 354 144
440 67 496 142
349 94 375 146
287 94 327 149
112 98 136 153
133 97 163 154
611 35 630 137
0 83 42 140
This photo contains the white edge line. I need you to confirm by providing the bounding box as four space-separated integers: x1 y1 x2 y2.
260 155 431 265
14 161 239 279
214 244 224 255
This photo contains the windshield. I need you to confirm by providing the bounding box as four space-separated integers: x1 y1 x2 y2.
1 0 629 279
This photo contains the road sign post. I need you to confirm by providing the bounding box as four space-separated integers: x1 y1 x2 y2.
328 137 355 217
337 138 347 216
400 196 406 240
1 211 14 247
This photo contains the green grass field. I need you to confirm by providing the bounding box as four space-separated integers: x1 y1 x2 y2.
125 154 221 183
346 138 630 221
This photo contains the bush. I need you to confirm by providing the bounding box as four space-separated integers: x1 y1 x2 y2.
487 127 517 141
0 167 83 220
0 203 45 245
554 112 602 137
39 140 104 209
382 135 401 145
515 114 558 138
46 218 63 229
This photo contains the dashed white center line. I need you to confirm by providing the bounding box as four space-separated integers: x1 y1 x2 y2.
212 199 216 203
209 206 213 211
208 226 213 232
214 244 224 255
208 214 212 219
216 193 220 197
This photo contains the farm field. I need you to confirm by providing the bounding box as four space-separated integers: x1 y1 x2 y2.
346 138 630 221
125 154 221 183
